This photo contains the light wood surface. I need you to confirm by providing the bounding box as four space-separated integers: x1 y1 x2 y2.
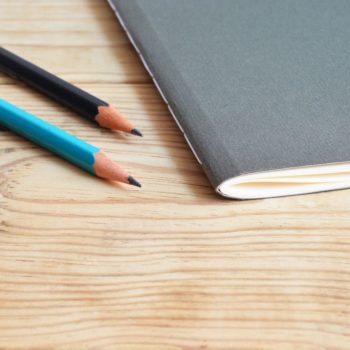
1 1 350 349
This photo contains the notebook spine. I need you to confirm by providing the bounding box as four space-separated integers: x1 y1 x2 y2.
108 0 202 165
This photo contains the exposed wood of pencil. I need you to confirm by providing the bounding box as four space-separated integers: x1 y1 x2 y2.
95 104 142 136
0 1 350 350
93 151 140 187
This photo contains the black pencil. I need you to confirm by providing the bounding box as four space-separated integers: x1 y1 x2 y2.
0 47 142 136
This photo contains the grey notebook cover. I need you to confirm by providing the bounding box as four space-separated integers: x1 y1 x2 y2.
108 0 350 199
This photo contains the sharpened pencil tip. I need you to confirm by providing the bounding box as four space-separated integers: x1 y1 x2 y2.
131 128 143 137
128 175 142 188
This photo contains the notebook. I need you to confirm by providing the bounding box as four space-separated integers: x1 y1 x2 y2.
108 0 350 199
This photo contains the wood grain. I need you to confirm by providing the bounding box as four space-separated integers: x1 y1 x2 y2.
0 1 350 349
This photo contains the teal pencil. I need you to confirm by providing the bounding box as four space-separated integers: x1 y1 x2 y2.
0 99 141 187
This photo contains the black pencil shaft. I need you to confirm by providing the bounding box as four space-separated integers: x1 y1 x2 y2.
0 47 108 121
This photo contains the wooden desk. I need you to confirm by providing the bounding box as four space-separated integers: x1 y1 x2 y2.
0 1 349 349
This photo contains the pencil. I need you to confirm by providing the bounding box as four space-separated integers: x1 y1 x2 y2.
0 98 141 187
0 47 142 136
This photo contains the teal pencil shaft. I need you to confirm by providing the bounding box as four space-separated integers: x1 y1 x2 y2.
0 98 99 174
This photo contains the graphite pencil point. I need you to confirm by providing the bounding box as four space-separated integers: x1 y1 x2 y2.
131 128 143 137
128 175 142 188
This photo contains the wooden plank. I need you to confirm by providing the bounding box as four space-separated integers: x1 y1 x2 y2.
0 0 149 83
